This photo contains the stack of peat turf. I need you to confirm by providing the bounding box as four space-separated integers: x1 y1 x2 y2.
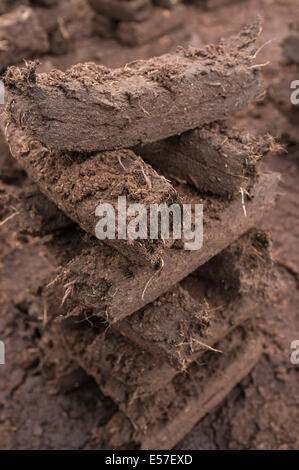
269 20 299 129
282 20 299 66
1 21 280 449
88 0 188 45
0 0 93 70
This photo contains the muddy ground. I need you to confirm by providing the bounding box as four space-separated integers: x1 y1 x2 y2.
0 0 298 450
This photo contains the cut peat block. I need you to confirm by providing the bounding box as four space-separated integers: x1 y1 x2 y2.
117 229 274 370
0 181 73 236
116 5 186 46
0 132 25 184
190 0 247 9
87 0 152 22
4 123 179 267
57 230 274 399
137 123 273 196
0 0 21 15
90 325 263 449
3 20 264 152
92 13 117 39
282 22 299 64
45 171 278 324
0 5 49 71
0 1 11 14
153 0 182 8
62 321 261 432
39 322 89 395
35 0 93 56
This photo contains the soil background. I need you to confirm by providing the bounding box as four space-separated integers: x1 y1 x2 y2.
0 0 298 450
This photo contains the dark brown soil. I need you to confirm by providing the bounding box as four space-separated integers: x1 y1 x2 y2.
42 172 277 324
